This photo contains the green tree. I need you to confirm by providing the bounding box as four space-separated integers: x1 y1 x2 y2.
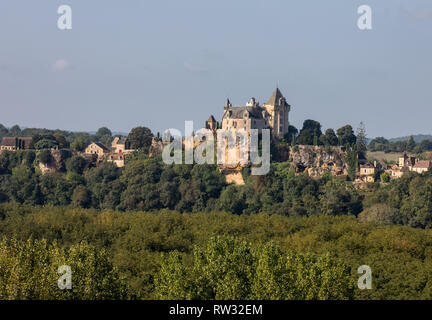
9 125 21 136
70 138 86 152
298 120 322 146
0 239 128 299
320 128 339 146
53 132 70 149
37 149 52 165
72 185 91 208
337 125 357 147
96 127 112 137
126 127 153 152
406 136 416 152
154 236 354 300
283 125 298 143
356 122 367 155
66 155 87 175
380 172 390 183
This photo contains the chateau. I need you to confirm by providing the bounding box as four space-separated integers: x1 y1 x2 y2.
208 87 291 139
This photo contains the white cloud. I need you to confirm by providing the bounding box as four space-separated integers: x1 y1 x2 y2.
52 59 70 72
408 9 432 22
183 60 209 74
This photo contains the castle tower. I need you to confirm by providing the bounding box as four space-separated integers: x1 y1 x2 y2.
263 87 291 138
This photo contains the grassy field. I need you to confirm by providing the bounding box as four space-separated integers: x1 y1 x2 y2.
367 151 405 163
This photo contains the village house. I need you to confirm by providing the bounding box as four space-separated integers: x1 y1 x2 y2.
85 142 110 159
111 136 127 153
111 136 136 155
387 153 431 179
107 154 125 167
357 162 378 183
412 160 432 174
0 137 32 151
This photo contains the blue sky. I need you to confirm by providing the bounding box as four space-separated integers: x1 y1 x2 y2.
0 0 431 138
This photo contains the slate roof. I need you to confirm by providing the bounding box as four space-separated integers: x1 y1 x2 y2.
92 142 110 152
265 87 290 106
224 106 265 119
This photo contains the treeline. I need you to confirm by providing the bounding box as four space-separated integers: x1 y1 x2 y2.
2 149 432 227
2 204 432 299
369 136 432 153
0 151 363 216
0 124 116 150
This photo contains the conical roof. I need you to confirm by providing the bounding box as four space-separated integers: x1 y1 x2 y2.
266 87 284 105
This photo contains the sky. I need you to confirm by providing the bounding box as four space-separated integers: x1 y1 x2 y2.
0 0 431 139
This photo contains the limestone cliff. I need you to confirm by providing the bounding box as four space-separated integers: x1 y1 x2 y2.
290 145 348 177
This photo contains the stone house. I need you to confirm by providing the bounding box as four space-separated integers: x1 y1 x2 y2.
412 160 431 173
0 137 32 151
107 154 125 167
85 142 110 159
358 162 377 183
111 136 127 154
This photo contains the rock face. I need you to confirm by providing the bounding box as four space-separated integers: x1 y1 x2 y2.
149 138 170 157
290 145 348 178
223 169 245 185
38 149 72 174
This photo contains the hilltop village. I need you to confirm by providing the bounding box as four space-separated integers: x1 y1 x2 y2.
0 87 431 185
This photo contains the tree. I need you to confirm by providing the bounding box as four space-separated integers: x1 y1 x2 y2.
283 125 298 143
154 236 354 300
380 172 390 183
320 128 338 146
346 145 359 181
0 124 8 137
358 203 399 225
72 185 91 208
38 149 52 164
95 127 113 146
22 151 36 167
66 155 87 175
368 137 389 152
96 127 112 137
54 132 69 149
0 239 128 299
337 125 356 147
126 127 153 153
298 120 322 146
9 125 21 136
70 138 86 152
406 136 416 152
356 122 367 156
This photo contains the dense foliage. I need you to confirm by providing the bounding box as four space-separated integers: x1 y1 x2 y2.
0 238 128 299
1 205 432 299
155 236 354 300
369 136 432 153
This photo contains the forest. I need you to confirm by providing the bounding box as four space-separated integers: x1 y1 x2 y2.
2 121 432 299
2 204 432 299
